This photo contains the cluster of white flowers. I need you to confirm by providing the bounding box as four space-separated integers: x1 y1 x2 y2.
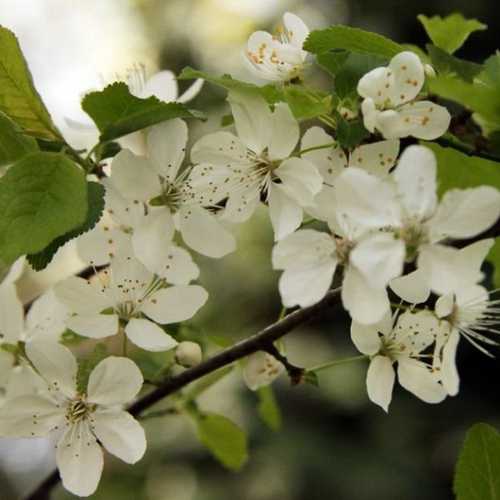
1 12 499 497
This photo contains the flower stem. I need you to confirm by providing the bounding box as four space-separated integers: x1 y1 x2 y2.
297 142 337 156
307 355 368 373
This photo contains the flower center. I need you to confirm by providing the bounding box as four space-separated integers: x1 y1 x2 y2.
399 220 429 261
335 237 354 265
66 398 95 424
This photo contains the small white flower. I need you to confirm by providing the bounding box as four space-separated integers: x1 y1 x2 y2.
109 119 236 261
54 256 208 352
192 90 323 240
0 341 146 497
351 310 448 412
244 12 309 82
357 51 451 139
243 351 285 391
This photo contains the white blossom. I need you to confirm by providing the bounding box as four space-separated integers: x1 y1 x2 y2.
192 90 323 240
54 256 208 352
351 310 448 411
357 51 451 139
243 351 285 391
244 12 309 82
0 341 146 497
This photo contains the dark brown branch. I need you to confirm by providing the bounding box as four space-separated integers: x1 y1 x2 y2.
25 288 341 500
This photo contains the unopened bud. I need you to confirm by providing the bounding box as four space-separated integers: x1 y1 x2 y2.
424 64 436 78
175 341 202 368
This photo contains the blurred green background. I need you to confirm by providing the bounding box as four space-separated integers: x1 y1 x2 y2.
0 1 499 499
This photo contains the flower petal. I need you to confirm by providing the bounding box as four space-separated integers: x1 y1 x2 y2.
26 340 78 398
56 421 104 497
441 329 460 396
350 320 382 355
0 284 24 343
139 70 178 102
125 318 178 352
178 78 204 103
283 12 309 49
191 131 248 167
66 314 119 340
268 103 299 160
397 358 447 403
92 410 146 464
141 285 208 324
349 139 399 177
386 51 425 105
366 355 395 412
243 351 285 391
268 183 303 241
389 268 431 304
179 206 236 258
87 356 143 405
147 119 188 181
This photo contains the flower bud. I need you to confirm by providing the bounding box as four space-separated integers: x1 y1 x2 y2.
175 341 202 368
424 64 436 78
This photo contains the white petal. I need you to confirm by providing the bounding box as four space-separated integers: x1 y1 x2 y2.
102 178 145 228
147 119 188 181
366 355 395 412
222 185 260 223
190 131 248 167
92 410 146 463
275 157 323 206
278 259 337 308
350 320 383 355
360 98 378 133
243 351 285 391
342 266 390 325
350 233 405 288
56 421 103 497
178 78 204 103
87 356 143 405
26 340 78 398
141 285 208 324
349 139 399 177
441 329 460 396
283 12 309 49
268 103 299 160
393 145 437 220
0 395 63 437
125 318 177 352
228 90 272 154
357 66 394 106
1 256 25 286
393 310 437 352
77 226 131 266
386 51 424 106
140 70 178 102
0 284 24 343
268 183 303 240
390 269 430 304
179 206 236 258
428 186 500 241
186 163 234 206
306 185 337 222
272 229 336 270
300 126 346 184
66 314 119 340
54 276 113 315
435 293 455 318
397 359 447 403
109 149 159 201
109 255 153 295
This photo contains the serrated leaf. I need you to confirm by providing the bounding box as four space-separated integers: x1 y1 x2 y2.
82 82 205 142
0 26 61 141
316 50 350 77
304 26 403 59
27 181 105 270
454 423 500 500
76 343 109 393
257 386 281 431
0 110 38 167
282 86 332 120
196 413 248 470
427 45 482 83
0 152 87 264
418 13 486 54
336 115 369 149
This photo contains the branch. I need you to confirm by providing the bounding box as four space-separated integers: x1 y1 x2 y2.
25 288 341 500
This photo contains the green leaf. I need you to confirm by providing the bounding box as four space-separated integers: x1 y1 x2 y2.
316 51 350 77
0 110 38 167
304 26 404 59
27 181 105 271
0 26 61 141
81 82 205 142
77 344 109 393
195 413 248 470
489 240 500 288
454 423 500 500
257 386 281 431
418 13 486 54
336 115 369 149
282 86 332 120
427 45 482 83
0 152 87 264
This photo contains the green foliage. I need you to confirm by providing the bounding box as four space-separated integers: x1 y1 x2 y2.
304 26 403 59
257 386 282 431
418 13 486 54
27 181 105 271
336 115 369 149
426 45 482 83
81 82 205 142
77 344 109 393
489 240 500 288
0 152 87 264
195 412 248 470
0 26 61 141
454 423 500 500
179 67 331 121
0 110 38 167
